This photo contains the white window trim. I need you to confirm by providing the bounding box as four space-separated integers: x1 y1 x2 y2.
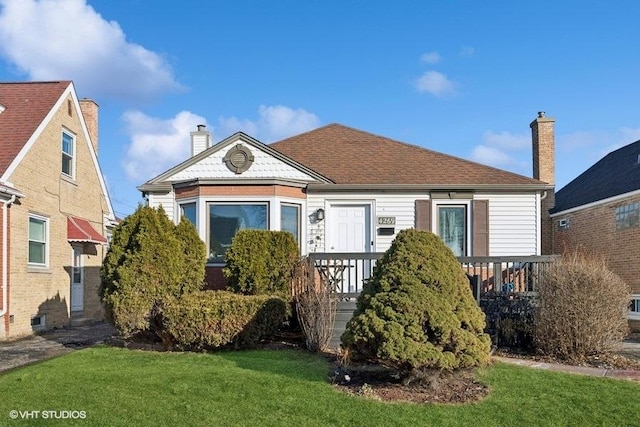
177 199 198 227
195 196 308 263
629 294 640 321
432 200 472 256
206 200 270 266
61 129 76 179
28 214 49 268
280 202 302 249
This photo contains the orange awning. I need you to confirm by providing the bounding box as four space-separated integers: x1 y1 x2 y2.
67 216 107 244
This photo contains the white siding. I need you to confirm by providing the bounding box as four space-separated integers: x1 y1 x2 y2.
306 192 540 256
480 193 539 256
148 191 175 221
168 141 317 182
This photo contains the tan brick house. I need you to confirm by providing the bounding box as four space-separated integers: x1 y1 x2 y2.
551 139 640 330
0 81 115 339
140 113 556 289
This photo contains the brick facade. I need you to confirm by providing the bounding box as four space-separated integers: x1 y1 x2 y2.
553 194 640 331
2 92 111 339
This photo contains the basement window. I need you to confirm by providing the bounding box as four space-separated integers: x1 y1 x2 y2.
630 295 640 320
31 315 46 331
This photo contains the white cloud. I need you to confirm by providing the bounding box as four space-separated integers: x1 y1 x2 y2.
420 51 441 64
217 105 320 143
121 105 320 182
618 127 640 144
481 130 529 150
122 110 207 181
470 130 529 173
0 0 182 102
414 71 456 97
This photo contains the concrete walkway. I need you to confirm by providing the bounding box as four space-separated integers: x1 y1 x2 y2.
1 322 640 382
0 321 116 373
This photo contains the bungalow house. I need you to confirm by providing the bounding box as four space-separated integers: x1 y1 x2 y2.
0 81 116 339
139 113 556 290
551 139 640 331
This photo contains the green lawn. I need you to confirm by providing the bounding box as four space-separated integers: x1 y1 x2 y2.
0 347 638 426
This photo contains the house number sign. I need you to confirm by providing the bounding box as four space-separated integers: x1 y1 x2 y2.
377 216 396 225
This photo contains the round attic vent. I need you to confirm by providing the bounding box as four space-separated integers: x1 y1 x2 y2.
223 144 254 174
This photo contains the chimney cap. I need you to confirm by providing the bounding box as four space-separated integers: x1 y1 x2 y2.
197 124 206 132
538 111 545 118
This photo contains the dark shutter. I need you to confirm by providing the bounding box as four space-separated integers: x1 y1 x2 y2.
415 200 431 231
472 199 489 256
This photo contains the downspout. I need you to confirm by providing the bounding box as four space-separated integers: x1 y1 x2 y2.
0 194 16 318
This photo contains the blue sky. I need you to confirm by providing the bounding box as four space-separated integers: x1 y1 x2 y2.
1 0 639 218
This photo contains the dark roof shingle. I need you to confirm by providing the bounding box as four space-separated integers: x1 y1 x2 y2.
553 139 640 213
0 81 71 175
269 123 543 186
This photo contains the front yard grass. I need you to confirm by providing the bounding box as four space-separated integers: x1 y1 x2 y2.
0 346 639 426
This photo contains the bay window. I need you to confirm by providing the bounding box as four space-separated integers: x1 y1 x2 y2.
208 203 268 262
280 203 301 245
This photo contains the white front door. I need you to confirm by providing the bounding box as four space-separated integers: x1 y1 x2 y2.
328 204 371 253
327 204 372 293
71 246 84 312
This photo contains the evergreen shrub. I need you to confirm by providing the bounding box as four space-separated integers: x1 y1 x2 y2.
341 229 491 371
100 206 206 337
224 230 298 297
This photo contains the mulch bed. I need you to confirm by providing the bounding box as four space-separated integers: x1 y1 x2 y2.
329 361 490 404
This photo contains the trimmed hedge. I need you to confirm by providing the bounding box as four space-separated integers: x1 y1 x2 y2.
223 229 298 297
159 291 290 350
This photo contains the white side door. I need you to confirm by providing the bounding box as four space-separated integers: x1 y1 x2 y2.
71 246 84 312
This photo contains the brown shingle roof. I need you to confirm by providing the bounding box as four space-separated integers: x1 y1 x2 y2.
0 81 71 176
269 123 543 186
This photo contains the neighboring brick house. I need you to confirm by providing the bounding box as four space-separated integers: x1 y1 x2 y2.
0 81 116 339
139 113 556 289
551 139 640 330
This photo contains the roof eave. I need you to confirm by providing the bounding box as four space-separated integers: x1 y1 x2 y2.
173 178 311 189
306 183 554 193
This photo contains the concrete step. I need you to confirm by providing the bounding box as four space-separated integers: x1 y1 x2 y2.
69 317 95 327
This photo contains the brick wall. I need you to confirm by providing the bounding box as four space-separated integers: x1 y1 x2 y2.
2 93 110 339
553 194 640 331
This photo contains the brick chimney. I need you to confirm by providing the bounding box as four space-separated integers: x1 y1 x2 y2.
79 99 99 154
190 124 212 157
530 111 555 185
530 111 555 254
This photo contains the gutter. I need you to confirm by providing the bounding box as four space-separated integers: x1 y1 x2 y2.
305 183 554 193
0 194 16 318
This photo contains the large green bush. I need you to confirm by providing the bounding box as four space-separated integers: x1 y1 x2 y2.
342 229 491 371
534 250 630 360
100 205 207 337
223 230 298 297
159 291 290 350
